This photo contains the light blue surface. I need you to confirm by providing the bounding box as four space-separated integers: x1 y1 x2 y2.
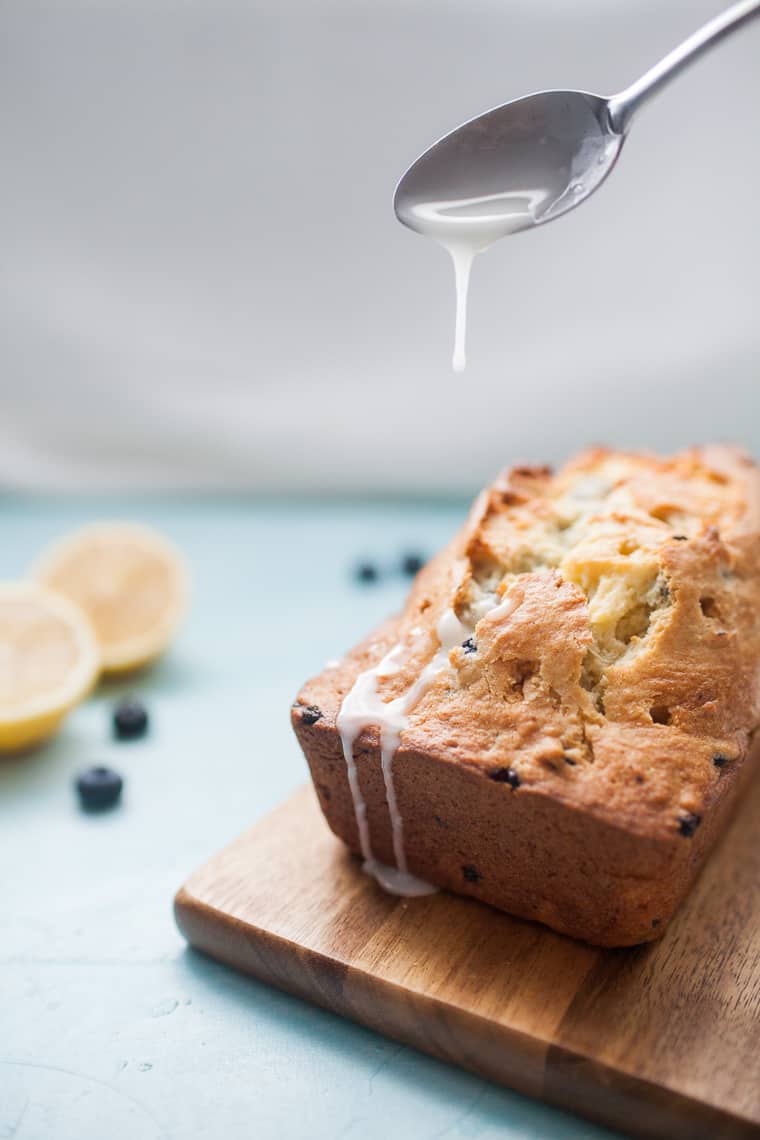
1 498 625 1140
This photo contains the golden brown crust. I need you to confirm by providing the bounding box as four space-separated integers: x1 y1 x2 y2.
292 446 760 946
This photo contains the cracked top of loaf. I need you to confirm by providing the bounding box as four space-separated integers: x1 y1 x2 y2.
301 446 760 841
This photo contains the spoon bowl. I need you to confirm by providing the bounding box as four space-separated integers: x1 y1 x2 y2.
394 91 623 246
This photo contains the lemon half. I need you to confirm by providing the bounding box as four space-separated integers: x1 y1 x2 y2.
33 523 189 675
0 582 100 751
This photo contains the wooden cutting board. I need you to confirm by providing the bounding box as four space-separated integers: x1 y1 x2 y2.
175 775 760 1140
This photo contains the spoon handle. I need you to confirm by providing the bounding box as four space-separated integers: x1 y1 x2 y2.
608 0 760 134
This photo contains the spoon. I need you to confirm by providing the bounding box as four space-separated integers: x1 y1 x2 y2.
393 0 760 371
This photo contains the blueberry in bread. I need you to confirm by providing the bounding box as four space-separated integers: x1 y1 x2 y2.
292 447 760 946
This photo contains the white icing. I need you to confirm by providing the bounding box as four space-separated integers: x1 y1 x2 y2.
402 193 538 370
482 590 522 625
336 606 468 897
450 244 474 373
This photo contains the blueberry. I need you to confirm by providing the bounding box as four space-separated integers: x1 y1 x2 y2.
672 535 688 541
401 552 426 577
299 705 322 726
488 767 520 788
355 561 379 584
462 864 482 883
76 766 123 811
677 810 701 837
712 753 729 769
113 697 149 741
461 637 477 655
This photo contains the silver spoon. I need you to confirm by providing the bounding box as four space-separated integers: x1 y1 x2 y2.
393 0 760 369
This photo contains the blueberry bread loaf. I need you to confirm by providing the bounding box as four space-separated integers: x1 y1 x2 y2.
292 447 760 946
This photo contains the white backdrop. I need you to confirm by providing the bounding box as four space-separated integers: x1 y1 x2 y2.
0 0 757 493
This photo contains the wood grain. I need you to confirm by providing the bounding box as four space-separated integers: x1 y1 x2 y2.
175 772 760 1140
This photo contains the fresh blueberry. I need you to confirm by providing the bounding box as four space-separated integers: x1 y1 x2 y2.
355 561 379 584
76 766 123 811
461 637 477 654
113 697 149 741
401 552 426 577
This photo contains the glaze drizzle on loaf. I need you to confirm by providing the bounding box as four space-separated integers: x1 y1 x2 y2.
336 572 522 894
336 609 467 895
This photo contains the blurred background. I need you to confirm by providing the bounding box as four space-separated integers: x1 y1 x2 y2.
0 0 758 495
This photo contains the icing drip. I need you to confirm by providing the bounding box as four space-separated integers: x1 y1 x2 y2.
398 192 540 370
336 608 468 896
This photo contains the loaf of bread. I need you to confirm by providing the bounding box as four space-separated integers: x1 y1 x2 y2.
292 447 760 946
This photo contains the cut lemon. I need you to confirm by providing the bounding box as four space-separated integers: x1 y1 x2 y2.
33 523 189 675
0 582 99 751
